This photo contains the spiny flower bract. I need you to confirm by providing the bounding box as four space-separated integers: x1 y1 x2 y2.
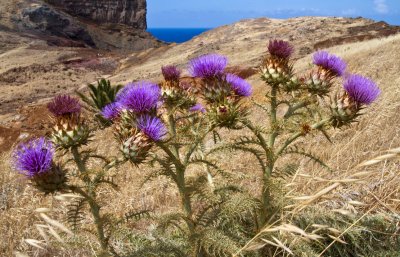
188 54 228 79
101 102 123 120
162 65 181 81
137 115 167 142
226 73 253 97
189 103 206 113
117 81 161 114
12 137 54 178
313 51 347 76
267 39 294 59
343 74 380 105
47 95 81 117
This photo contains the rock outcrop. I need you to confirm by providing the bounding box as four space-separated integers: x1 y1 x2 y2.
44 0 147 29
21 5 95 47
13 0 163 51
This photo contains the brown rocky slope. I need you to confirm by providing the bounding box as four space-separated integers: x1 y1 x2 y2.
0 15 399 153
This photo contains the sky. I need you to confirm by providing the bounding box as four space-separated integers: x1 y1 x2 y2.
147 0 400 28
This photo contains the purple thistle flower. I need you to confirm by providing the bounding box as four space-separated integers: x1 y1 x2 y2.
117 81 161 114
161 65 181 81
12 137 54 178
101 102 123 120
188 54 228 79
47 95 81 116
313 51 347 76
268 40 294 59
189 103 206 113
343 74 380 105
226 73 253 97
136 115 167 142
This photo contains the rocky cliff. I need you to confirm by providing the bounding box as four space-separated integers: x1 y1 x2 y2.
45 0 147 29
7 0 163 51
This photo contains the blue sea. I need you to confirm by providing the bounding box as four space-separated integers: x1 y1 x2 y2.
147 28 211 43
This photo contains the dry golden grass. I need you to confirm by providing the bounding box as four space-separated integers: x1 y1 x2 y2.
1 35 400 256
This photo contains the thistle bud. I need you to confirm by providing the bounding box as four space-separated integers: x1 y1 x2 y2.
32 164 67 194
260 59 292 86
48 95 90 149
120 115 167 165
209 100 247 129
161 82 197 109
282 76 301 92
305 69 333 96
201 77 233 104
12 138 66 194
330 93 359 128
121 132 152 165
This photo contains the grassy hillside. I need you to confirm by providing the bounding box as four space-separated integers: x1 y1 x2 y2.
1 31 400 257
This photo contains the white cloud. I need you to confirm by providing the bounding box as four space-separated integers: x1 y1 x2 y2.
341 9 357 16
374 0 389 14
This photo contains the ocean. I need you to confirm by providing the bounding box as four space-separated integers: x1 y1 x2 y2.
147 28 211 43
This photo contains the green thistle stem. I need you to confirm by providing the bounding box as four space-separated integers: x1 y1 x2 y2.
276 118 332 156
283 100 309 119
268 85 278 148
71 147 86 174
70 147 108 255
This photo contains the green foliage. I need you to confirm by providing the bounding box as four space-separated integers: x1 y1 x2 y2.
77 78 123 126
292 210 400 257
78 78 123 111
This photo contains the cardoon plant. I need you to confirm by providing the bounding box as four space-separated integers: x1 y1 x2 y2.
106 54 258 256
12 94 151 256
220 40 379 232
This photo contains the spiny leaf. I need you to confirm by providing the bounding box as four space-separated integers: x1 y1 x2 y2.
283 146 332 172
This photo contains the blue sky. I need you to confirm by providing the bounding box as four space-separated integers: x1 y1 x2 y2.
147 0 400 28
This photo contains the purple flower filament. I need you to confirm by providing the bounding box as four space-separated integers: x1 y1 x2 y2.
136 115 167 142
188 54 228 79
161 65 181 81
47 95 81 117
189 103 206 113
101 102 123 120
268 40 294 59
343 74 380 105
12 137 54 178
226 73 252 97
313 51 347 77
117 81 161 114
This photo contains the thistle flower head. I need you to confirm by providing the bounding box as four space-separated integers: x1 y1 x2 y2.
47 95 81 117
226 73 253 97
12 137 54 178
136 115 167 142
101 102 123 120
117 81 161 114
343 74 380 105
267 40 294 59
188 54 228 79
313 51 347 76
161 65 181 81
189 103 206 113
